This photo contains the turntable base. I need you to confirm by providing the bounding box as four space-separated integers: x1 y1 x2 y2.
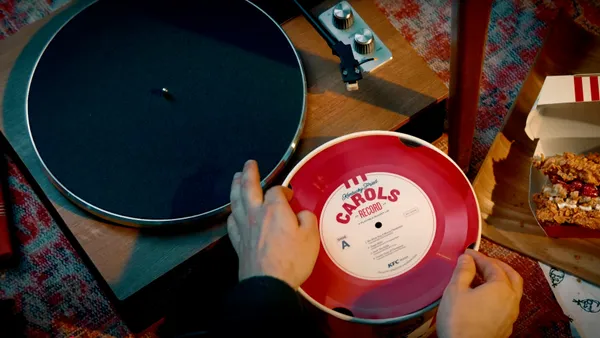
0 0 447 325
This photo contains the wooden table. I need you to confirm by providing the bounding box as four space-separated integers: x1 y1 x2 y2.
473 12 600 286
0 0 446 306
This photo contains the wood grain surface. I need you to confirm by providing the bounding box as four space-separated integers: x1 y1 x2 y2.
473 13 600 286
0 0 446 300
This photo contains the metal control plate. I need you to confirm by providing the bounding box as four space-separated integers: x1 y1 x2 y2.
318 1 392 72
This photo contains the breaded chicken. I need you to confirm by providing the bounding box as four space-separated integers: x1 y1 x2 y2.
533 192 600 230
533 152 600 186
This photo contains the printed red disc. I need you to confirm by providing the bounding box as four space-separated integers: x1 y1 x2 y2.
283 131 481 321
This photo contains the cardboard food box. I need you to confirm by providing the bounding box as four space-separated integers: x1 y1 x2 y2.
526 75 600 238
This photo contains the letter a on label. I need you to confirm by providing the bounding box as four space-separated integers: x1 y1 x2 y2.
341 240 350 250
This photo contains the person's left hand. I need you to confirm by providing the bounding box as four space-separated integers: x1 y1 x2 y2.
228 160 320 289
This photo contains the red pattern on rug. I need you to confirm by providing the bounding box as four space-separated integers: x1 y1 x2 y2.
0 155 132 337
0 0 69 39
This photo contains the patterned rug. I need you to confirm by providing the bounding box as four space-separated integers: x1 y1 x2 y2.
376 0 600 174
479 240 571 337
0 0 586 336
0 155 131 337
0 0 68 39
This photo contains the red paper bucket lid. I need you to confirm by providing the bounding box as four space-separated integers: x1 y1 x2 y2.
283 131 481 322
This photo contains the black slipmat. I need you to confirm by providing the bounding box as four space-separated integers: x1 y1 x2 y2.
27 0 305 225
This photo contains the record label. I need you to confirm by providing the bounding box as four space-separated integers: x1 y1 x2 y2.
320 172 435 280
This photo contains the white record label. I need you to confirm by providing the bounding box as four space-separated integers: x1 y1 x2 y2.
320 172 436 280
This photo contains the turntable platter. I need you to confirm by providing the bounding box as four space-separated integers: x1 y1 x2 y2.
27 0 305 225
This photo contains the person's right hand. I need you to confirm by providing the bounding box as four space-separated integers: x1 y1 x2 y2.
228 160 320 289
437 249 523 338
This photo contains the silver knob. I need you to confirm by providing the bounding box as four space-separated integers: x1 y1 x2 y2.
333 2 354 30
354 28 375 54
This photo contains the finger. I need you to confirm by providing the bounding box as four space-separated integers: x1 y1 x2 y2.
281 186 294 201
264 186 291 205
230 172 242 203
496 260 524 297
465 249 509 283
241 160 263 209
447 254 476 291
227 215 241 254
230 172 246 224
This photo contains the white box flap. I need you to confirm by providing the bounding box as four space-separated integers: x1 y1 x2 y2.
525 75 600 140
525 102 600 140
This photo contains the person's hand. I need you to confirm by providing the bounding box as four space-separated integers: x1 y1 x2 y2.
437 249 523 338
228 160 320 289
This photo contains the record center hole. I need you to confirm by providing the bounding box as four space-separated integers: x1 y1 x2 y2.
375 222 382 229
333 307 354 317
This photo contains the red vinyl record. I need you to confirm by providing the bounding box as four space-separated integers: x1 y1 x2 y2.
283 131 481 321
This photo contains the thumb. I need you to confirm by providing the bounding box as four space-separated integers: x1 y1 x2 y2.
448 254 476 290
297 210 318 232
281 186 294 201
297 210 319 245
297 210 320 262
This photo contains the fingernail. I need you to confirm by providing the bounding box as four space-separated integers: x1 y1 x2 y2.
234 172 241 179
244 160 253 168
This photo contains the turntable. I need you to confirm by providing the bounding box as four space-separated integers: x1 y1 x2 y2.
0 0 446 330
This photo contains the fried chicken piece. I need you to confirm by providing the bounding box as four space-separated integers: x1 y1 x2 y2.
585 153 600 164
533 152 600 186
533 193 600 230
